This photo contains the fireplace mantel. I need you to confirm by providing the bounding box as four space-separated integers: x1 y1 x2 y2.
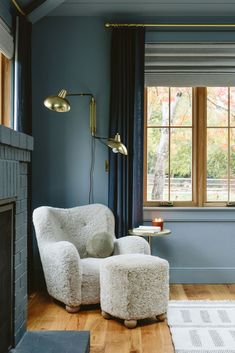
0 125 33 151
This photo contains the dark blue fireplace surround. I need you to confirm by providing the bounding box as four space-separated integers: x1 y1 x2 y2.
0 125 90 353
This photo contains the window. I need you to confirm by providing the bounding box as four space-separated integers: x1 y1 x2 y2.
0 52 11 127
144 86 235 207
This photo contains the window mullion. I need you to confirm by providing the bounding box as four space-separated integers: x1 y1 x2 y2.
168 87 171 202
228 87 231 202
143 87 148 204
196 87 207 206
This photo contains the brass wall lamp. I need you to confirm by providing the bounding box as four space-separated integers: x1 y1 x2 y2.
44 89 128 155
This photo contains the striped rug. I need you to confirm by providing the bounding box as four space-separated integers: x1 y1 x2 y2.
168 301 235 352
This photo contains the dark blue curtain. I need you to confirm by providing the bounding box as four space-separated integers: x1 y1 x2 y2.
15 15 32 134
108 28 145 237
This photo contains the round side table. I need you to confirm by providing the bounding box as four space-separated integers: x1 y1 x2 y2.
128 229 171 253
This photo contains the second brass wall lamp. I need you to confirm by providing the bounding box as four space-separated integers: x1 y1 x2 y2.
44 89 128 155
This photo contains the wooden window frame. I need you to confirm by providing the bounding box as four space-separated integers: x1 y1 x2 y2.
144 86 233 207
0 52 11 127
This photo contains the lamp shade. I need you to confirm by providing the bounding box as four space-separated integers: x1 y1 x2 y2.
44 89 71 113
107 133 128 155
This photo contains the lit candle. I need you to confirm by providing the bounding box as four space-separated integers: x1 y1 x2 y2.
152 218 164 230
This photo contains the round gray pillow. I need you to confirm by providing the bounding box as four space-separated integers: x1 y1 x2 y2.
86 232 114 258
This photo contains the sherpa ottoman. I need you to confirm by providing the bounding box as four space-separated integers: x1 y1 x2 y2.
100 254 169 328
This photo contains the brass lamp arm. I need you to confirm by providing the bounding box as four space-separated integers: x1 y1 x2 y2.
67 93 94 98
44 89 128 155
65 93 96 136
92 135 109 141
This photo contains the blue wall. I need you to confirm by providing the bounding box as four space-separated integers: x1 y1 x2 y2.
32 17 110 209
32 16 235 283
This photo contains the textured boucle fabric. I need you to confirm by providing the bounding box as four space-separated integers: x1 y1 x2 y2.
113 236 150 255
33 204 115 259
86 232 114 258
80 257 103 304
100 254 169 320
41 241 82 307
33 204 150 307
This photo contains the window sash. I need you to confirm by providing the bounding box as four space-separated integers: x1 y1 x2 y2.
144 87 197 207
0 53 11 127
144 87 235 207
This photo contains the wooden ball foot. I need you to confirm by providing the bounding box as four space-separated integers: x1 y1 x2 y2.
124 320 137 329
65 305 80 313
101 311 111 320
156 313 167 322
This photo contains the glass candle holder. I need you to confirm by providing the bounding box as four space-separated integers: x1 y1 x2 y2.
152 218 164 230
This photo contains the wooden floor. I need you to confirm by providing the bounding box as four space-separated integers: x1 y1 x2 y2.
28 285 235 353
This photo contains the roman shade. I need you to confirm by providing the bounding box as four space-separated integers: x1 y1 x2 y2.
0 17 14 59
145 42 235 86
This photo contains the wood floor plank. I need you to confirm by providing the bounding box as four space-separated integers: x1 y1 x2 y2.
169 284 187 300
28 285 235 353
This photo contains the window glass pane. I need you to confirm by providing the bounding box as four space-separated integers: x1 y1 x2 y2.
170 128 192 201
147 87 169 126
230 87 235 127
147 127 169 201
207 128 228 201
207 87 228 127
170 87 192 126
230 128 235 201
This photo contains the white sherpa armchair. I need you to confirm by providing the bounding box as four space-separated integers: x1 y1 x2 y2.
33 204 150 313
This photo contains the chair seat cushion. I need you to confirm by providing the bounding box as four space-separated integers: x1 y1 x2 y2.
86 232 114 258
81 257 104 304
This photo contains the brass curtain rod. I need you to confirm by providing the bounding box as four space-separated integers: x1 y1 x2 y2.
105 23 235 28
11 0 26 16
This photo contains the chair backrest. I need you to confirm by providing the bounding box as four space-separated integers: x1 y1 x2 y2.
33 203 115 258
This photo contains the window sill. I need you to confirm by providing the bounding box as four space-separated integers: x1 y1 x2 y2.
144 206 235 211
143 206 235 222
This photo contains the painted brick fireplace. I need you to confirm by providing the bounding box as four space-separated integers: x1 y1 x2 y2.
0 124 90 353
0 125 33 350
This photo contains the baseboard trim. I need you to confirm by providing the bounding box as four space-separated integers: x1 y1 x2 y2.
170 267 235 283
34 266 235 287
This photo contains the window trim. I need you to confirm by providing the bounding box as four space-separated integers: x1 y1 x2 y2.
0 52 11 127
144 86 235 207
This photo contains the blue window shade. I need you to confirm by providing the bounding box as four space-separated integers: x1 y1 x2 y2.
145 42 235 86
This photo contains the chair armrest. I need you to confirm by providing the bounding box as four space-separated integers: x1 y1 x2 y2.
40 241 82 307
113 236 150 255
